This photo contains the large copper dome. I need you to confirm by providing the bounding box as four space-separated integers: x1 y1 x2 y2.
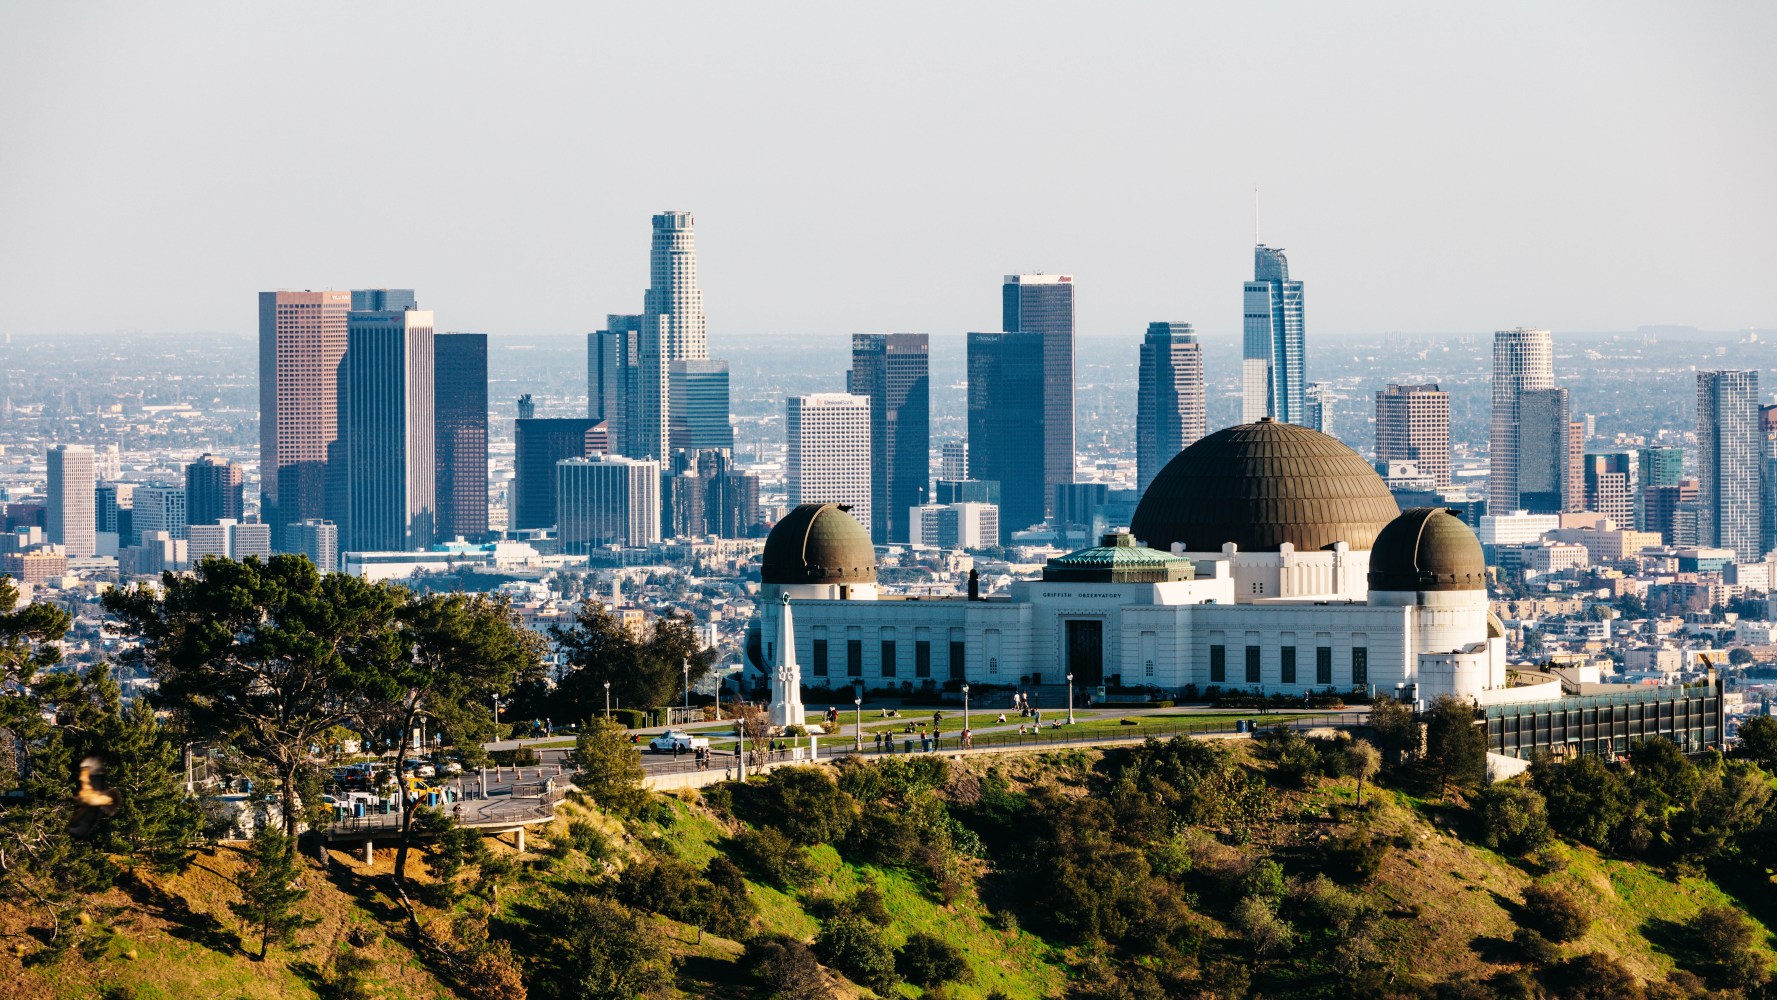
1367 507 1488 592
1131 419 1399 553
760 503 877 586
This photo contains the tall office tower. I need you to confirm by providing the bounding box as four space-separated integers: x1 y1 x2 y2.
967 331 1045 543
1582 452 1638 527
94 482 134 535
556 455 661 552
847 333 930 543
1489 327 1556 512
46 444 96 558
259 289 351 550
342 306 436 552
290 518 339 572
1638 445 1685 532
660 449 761 539
512 416 600 531
589 314 641 427
1003 274 1075 514
133 485 187 543
434 333 489 542
184 454 244 526
1303 382 1331 435
351 288 416 312
1136 323 1207 494
1374 383 1451 488
1567 422 1586 514
635 211 709 460
1516 387 1574 513
1643 481 1699 546
669 359 735 453
1763 405 1777 557
1697 370 1762 557
940 442 968 482
786 393 872 532
1242 246 1307 425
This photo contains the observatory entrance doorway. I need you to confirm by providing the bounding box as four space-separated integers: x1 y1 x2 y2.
1065 618 1104 686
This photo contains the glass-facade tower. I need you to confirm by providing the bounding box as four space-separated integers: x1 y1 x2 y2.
1002 274 1074 516
1242 246 1306 425
967 330 1045 543
848 333 930 543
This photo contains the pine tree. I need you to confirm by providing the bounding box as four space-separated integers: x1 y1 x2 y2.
228 826 317 960
105 697 203 874
574 717 647 816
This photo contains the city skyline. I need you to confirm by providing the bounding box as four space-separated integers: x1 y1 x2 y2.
2 5 1772 340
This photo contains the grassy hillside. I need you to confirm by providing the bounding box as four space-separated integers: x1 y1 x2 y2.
5 738 1775 999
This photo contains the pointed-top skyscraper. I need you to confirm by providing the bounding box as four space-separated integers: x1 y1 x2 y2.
1242 246 1306 425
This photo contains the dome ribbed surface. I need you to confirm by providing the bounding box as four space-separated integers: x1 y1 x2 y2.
760 503 877 586
1131 419 1400 553
1367 507 1488 592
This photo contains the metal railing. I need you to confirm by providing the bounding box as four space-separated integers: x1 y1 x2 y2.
638 711 1370 777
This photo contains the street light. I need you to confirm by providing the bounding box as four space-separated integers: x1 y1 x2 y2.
1066 673 1075 725
683 658 690 724
854 696 864 752
492 693 501 731
962 684 970 733
603 680 611 720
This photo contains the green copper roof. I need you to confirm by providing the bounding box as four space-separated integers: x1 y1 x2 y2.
1043 532 1195 583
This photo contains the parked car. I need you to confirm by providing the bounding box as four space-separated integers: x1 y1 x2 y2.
648 730 710 753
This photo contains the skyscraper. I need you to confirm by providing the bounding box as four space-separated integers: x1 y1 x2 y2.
1003 274 1075 514
556 455 662 552
1581 452 1638 527
259 290 350 551
1374 384 1450 488
290 519 339 572
589 314 641 427
342 305 435 552
668 359 734 453
786 393 872 533
1137 323 1206 494
1517 387 1575 513
1697 370 1761 558
848 333 931 543
133 485 187 544
1638 445 1685 533
512 415 601 531
46 444 95 558
661 449 762 539
967 331 1045 543
351 288 416 312
435 333 489 542
184 454 244 527
1489 328 1555 512
940 442 968 481
636 211 708 459
95 482 133 539
1242 246 1306 425
1303 382 1331 435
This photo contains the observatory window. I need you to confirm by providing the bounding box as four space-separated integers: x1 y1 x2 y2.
1245 645 1261 684
847 640 862 677
1145 659 1155 677
950 640 966 680
915 640 932 678
1210 644 1226 684
1281 646 1297 685
811 639 829 676
1316 646 1333 686
881 640 897 678
1352 647 1369 687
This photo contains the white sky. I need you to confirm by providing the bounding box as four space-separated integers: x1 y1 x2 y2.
1 2 1773 339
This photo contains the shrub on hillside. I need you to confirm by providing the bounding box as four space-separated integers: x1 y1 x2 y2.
743 935 826 1000
728 827 817 888
1521 883 1590 942
1323 827 1389 884
1231 896 1295 958
1292 874 1364 934
844 809 922 867
732 766 858 845
1474 782 1553 854
897 932 970 987
1539 952 1643 1000
611 853 753 939
1687 905 1770 990
1531 754 1631 851
814 914 898 993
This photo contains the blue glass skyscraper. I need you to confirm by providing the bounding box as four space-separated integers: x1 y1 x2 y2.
1241 246 1306 425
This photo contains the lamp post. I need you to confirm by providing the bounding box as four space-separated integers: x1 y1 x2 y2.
962 684 970 733
854 696 864 752
1066 673 1075 725
492 693 501 732
682 658 690 724
603 680 611 720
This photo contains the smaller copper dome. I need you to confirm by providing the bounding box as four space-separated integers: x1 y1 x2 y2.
760 503 877 586
1367 507 1488 592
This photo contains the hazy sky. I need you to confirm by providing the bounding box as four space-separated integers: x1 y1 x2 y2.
2 3 1773 340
